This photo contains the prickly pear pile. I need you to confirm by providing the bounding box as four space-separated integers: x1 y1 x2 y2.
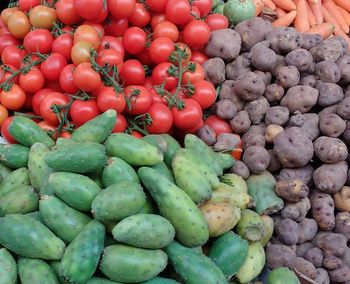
0 108 290 283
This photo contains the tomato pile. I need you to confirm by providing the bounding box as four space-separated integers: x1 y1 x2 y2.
0 0 230 143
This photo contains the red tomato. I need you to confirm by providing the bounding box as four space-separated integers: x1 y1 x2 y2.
131 130 143 138
97 86 126 113
183 20 211 48
231 148 243 160
122 27 147 55
44 80 64 92
73 0 103 20
190 50 208 65
171 99 202 130
1 46 25 69
175 118 204 139
124 85 153 115
153 21 178 42
108 0 136 19
90 4 108 23
0 104 9 126
149 37 175 64
73 63 101 92
0 65 18 85
205 14 229 31
182 62 205 84
1 117 17 143
146 103 173 134
74 24 100 49
41 53 67 81
190 6 201 19
136 48 154 66
128 3 151 27
143 77 154 90
55 0 81 25
59 64 79 94
149 88 167 105
191 80 216 109
205 115 233 135
82 21 105 38
146 0 168 13
112 113 127 133
151 13 166 30
0 84 26 110
19 68 45 93
22 93 34 110
19 0 40 12
193 0 213 17
60 131 72 138
70 100 100 126
99 36 125 56
32 88 52 115
152 62 178 90
105 17 129 37
165 0 191 25
24 29 54 54
0 34 20 56
97 49 124 72
39 92 70 125
52 34 74 61
37 120 58 139
120 59 145 86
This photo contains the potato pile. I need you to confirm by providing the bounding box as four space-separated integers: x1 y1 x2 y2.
199 16 350 283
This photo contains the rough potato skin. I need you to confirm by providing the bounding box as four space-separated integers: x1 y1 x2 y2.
213 99 237 120
290 257 317 279
250 43 277 71
288 112 304 127
266 244 296 269
316 82 344 107
234 71 266 101
286 48 314 72
230 160 250 180
298 218 318 244
196 125 216 146
314 136 348 164
310 192 335 231
267 27 303 54
242 133 266 150
277 66 300 88
319 113 346 138
230 110 251 133
336 55 350 84
300 113 320 141
225 55 251 80
312 37 345 62
271 55 287 77
264 84 285 104
214 133 241 152
304 247 324 268
334 186 350 212
342 122 350 146
275 179 309 202
205 29 242 61
245 97 270 124
299 74 317 87
219 80 246 111
328 265 350 282
276 218 299 245
281 198 311 222
323 255 344 270
242 146 270 174
301 33 323 50
277 164 314 186
335 212 350 240
315 61 341 83
273 127 314 168
202 57 226 87
314 268 330 284
337 96 350 120
265 125 284 143
254 70 272 87
296 242 315 257
280 85 319 114
265 106 289 126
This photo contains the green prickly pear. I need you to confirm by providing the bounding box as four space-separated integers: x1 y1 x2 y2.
267 267 300 284
86 277 123 284
105 133 163 166
49 261 69 284
40 195 92 243
102 157 139 187
165 241 228 284
0 186 38 217
216 152 234 170
236 242 266 283
112 214 175 249
142 277 180 284
150 162 175 183
0 248 17 284
160 134 181 168
86 169 103 188
0 214 66 260
0 163 11 182
92 181 145 222
137 193 156 214
100 244 168 283
55 137 76 148
208 232 249 279
0 144 29 169
138 167 209 247
142 135 168 154
235 209 265 242
221 173 248 193
25 211 43 223
0 167 30 198
18 257 59 284
60 220 105 284
48 172 101 212
260 215 274 247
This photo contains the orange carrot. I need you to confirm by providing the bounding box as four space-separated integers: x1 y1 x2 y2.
308 0 323 24
322 5 341 31
333 0 350 12
334 29 350 51
338 6 350 26
272 0 296 11
263 0 276 10
253 0 265 15
307 22 335 38
306 2 317 26
323 0 349 33
276 7 287 18
294 0 310 32
272 10 297 26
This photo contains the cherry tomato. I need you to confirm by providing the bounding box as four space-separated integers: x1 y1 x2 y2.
108 0 136 19
146 103 173 134
0 65 18 85
19 68 45 93
131 130 143 138
146 0 168 13
52 34 74 61
29 5 57 29
149 88 167 105
171 98 202 130
0 34 20 56
149 37 175 64
205 115 233 135
152 62 178 91
193 0 213 17
82 21 105 38
24 29 54 54
41 53 67 81
231 147 243 160
190 6 201 19
190 50 208 65
165 0 191 25
96 86 126 113
70 100 100 126
71 41 93 65
55 0 81 25
191 80 216 109
97 49 124 72
39 92 70 125
1 7 20 26
112 114 127 133
73 63 101 92
124 85 153 115
74 24 100 49
0 104 9 126
0 84 26 110
183 20 211 48
59 64 79 94
172 42 191 67
120 59 145 86
182 62 205 84
37 120 58 139
205 14 229 31
1 46 25 69
90 4 108 23
32 88 53 115
105 17 129 37
1 117 17 143
73 0 103 20
44 79 64 92
151 13 166 30
99 36 125 56
153 21 179 42
7 11 31 39
122 27 147 55
128 3 151 27
60 131 72 138
136 48 154 66
19 0 40 12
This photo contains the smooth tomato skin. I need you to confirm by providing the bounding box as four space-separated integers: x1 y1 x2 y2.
146 0 168 13
74 24 100 49
97 49 124 72
60 131 72 138
119 59 145 86
70 100 100 126
165 0 191 25
149 88 167 105
143 77 154 90
112 113 127 133
152 62 178 91
128 3 151 27
52 34 74 61
205 115 233 135
7 11 31 40
124 85 153 115
32 88 52 115
99 36 125 56
0 65 18 85
82 21 105 38
136 48 154 66
0 104 9 126
231 148 243 160
122 27 147 55
131 130 143 138
153 21 178 42
146 103 173 134
19 68 45 93
205 14 229 31
19 0 40 12
73 63 101 92
191 80 217 109
55 0 81 25
183 20 211 48
1 7 20 26
1 117 17 143
97 86 126 113
71 41 93 65
59 64 79 94
193 0 213 17
37 120 58 139
149 37 175 64
90 4 108 23
105 17 129 37
44 79 64 92
40 92 70 125
182 62 205 84
150 13 166 30
29 5 57 30
24 29 54 54
190 50 208 65
171 99 202 130
108 0 136 19
0 84 26 110
0 34 20 56
41 53 67 81
1 46 25 69
73 0 103 20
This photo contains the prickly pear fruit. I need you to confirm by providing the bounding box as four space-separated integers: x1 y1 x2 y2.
142 277 180 283
235 209 265 242
86 277 123 283
208 232 249 279
150 162 175 183
221 173 248 193
0 144 29 169
0 163 11 182
236 242 266 283
138 167 209 247
142 135 168 154
112 214 175 249
91 181 145 222
267 267 300 284
216 152 235 170
199 201 241 237
50 261 69 284
0 186 38 217
0 167 30 198
40 195 91 243
0 248 17 284
71 110 116 143
48 172 101 211
102 157 139 187
60 220 105 284
100 244 168 283
165 241 228 284
260 215 274 246
0 214 66 260
160 134 181 168
18 257 59 284
105 133 163 166
137 193 156 214
55 137 76 148
25 211 43 223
